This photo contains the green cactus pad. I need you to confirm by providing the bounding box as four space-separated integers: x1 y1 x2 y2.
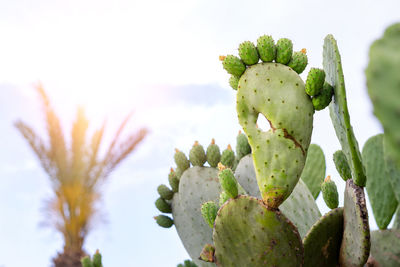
175 149 190 171
362 134 398 229
384 143 400 203
300 143 326 199
229 75 239 90
303 207 344 267
169 168 180 192
220 145 235 169
333 150 352 181
393 206 400 230
218 191 229 206
257 35 276 62
305 68 325 96
323 34 366 187
201 201 218 228
218 168 238 199
155 215 174 228
236 132 251 160
222 55 246 77
312 82 334 111
366 23 400 169
206 139 221 168
236 62 314 208
238 41 259 66
213 195 303 267
275 38 293 64
339 179 370 267
157 184 174 200
189 141 207 167
288 50 308 74
370 229 400 267
155 197 172 213
321 176 339 209
172 167 220 267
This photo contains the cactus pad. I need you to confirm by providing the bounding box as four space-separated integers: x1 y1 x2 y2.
303 207 344 267
212 195 303 267
393 206 400 230
370 229 400 267
323 34 366 187
300 143 326 199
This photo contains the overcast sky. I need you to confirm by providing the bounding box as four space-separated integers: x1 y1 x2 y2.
0 0 399 266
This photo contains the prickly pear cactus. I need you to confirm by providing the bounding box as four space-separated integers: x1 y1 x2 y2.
370 229 400 267
300 143 326 199
81 250 103 267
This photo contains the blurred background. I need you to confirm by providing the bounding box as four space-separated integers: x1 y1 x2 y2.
0 0 399 266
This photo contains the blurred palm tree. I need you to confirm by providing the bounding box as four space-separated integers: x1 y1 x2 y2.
15 85 147 266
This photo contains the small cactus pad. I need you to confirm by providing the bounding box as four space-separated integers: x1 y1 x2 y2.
333 150 352 181
257 35 276 62
206 139 221 168
370 229 400 267
157 184 174 200
229 75 239 90
237 62 313 208
155 215 174 228
236 131 251 160
222 55 246 77
218 166 238 199
362 134 398 229
175 149 190 171
321 176 339 209
201 201 218 228
275 38 293 64
172 167 220 266
238 41 259 65
288 50 308 74
213 196 303 266
300 143 326 199
323 34 366 187
189 141 207 167
303 208 344 267
220 145 235 169
366 23 400 169
339 179 370 267
305 68 325 96
312 82 334 111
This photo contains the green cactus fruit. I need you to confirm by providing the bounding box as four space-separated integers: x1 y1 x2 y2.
288 49 308 74
212 196 303 266
303 207 344 267
175 167 183 179
174 149 190 171
155 197 172 213
339 179 370 267
256 35 276 62
199 244 215 263
370 229 400 267
219 191 229 206
218 164 238 199
275 38 293 64
236 131 251 160
92 250 102 267
229 75 239 90
236 62 314 208
393 206 400 230
169 168 179 193
81 257 93 267
323 34 366 187
206 139 220 168
189 141 207 167
366 23 400 169
201 201 218 228
363 134 398 229
238 41 259 65
300 143 326 199
220 145 235 169
333 150 352 181
157 184 174 200
321 176 339 209
312 82 334 111
305 68 325 96
221 55 246 77
155 215 174 228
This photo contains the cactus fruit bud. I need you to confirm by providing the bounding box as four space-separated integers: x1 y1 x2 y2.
92 250 102 267
218 168 238 199
154 215 174 228
219 191 229 206
236 132 251 160
321 176 339 209
312 82 334 111
288 50 308 74
238 41 259 65
276 38 293 64
221 144 235 168
201 201 218 228
189 141 207 167
157 184 174 200
333 150 352 181
174 149 190 171
257 35 276 62
229 75 240 90
206 139 221 167
168 168 179 192
81 257 93 267
305 68 326 96
155 197 172 213
222 55 246 77
199 244 216 263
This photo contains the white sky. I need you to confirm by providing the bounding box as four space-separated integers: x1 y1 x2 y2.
0 0 399 266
